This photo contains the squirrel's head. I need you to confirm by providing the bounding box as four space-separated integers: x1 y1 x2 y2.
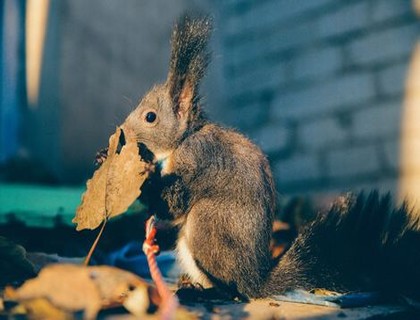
122 15 212 161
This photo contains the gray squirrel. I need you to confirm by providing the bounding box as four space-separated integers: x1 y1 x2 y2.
100 15 420 301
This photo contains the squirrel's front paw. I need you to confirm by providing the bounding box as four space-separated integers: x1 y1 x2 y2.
94 148 108 167
143 162 156 175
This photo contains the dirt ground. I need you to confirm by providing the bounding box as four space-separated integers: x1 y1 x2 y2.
104 299 410 320
186 300 408 320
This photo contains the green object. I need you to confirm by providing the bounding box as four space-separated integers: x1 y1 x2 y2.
0 183 85 227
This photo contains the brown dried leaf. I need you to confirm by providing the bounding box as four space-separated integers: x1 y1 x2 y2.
19 297 73 320
9 264 155 320
12 264 102 319
73 127 150 231
87 265 157 308
123 286 152 316
105 129 148 219
123 286 197 320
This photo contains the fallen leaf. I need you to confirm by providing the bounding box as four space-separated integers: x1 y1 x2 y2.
11 264 102 319
87 265 158 308
123 286 153 316
7 264 156 320
19 297 73 320
124 287 198 320
73 127 151 231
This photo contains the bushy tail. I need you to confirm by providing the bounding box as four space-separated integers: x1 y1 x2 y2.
261 192 420 298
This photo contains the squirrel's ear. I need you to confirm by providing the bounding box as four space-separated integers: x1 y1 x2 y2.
167 15 212 117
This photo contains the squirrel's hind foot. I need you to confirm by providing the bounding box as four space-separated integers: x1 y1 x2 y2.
176 274 243 303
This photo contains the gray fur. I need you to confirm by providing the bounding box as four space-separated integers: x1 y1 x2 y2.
122 16 276 298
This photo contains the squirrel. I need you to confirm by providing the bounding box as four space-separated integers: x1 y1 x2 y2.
100 15 420 301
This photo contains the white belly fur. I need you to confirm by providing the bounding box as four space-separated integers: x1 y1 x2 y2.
176 236 212 288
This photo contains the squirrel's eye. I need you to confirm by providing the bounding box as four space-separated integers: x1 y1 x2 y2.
145 112 157 123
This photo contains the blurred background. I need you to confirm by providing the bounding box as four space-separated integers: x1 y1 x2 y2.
1 0 420 226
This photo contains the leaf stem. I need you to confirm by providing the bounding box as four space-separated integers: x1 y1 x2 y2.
84 218 108 266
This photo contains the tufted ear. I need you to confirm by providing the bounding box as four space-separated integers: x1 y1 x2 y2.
167 15 212 118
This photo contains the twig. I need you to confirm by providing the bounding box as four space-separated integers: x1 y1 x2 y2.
84 218 108 266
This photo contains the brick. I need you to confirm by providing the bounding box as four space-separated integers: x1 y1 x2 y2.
383 139 400 170
269 19 319 56
224 0 249 7
227 37 263 71
230 61 286 97
371 0 413 23
252 122 290 154
378 63 410 96
223 100 268 131
327 145 380 178
225 0 334 38
227 19 317 70
349 23 417 66
273 153 320 183
218 0 416 196
318 2 369 39
271 73 376 120
222 0 254 16
292 47 342 81
300 117 349 151
352 103 402 140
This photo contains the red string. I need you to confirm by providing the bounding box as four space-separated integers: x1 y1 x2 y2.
143 216 179 320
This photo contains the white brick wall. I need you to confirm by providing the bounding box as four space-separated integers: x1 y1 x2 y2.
383 139 400 170
274 153 321 184
272 73 376 119
318 2 369 39
327 145 380 179
224 98 269 131
371 0 413 23
230 61 286 97
225 0 334 38
299 117 349 151
351 102 402 140
348 23 417 66
220 0 417 195
252 122 291 154
378 63 410 96
292 47 342 81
